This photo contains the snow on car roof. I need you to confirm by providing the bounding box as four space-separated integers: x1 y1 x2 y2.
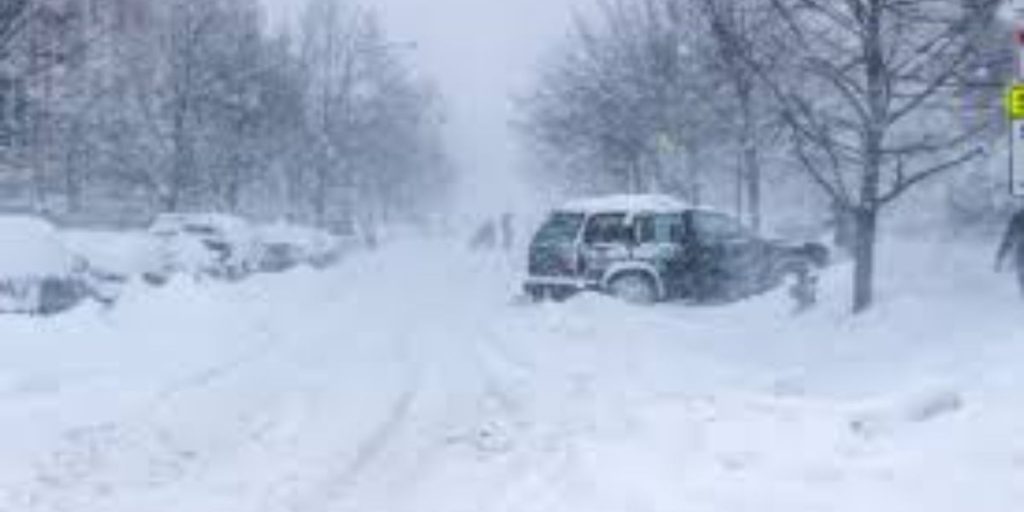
150 213 250 229
149 214 259 245
558 194 691 214
0 216 77 278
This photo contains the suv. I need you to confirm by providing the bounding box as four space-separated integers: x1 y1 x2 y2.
524 195 828 303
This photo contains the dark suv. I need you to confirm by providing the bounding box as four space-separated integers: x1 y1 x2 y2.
524 195 828 303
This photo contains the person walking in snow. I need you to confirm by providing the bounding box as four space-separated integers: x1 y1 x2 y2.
788 265 819 314
469 219 498 251
996 209 1024 296
500 213 515 252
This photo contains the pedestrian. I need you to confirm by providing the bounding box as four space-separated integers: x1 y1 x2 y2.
500 213 515 252
469 219 497 251
789 266 819 314
995 209 1024 296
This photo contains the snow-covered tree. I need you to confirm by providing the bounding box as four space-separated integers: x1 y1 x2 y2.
0 0 452 231
522 0 729 201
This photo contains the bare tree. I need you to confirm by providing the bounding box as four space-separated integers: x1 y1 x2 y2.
698 0 788 233
745 0 1001 312
522 0 727 200
300 0 446 233
0 0 452 229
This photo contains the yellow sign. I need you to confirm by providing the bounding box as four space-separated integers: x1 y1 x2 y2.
1007 84 1024 120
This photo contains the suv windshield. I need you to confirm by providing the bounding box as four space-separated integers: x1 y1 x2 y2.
533 212 585 245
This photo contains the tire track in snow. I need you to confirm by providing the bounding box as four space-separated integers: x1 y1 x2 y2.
271 311 427 512
283 384 421 512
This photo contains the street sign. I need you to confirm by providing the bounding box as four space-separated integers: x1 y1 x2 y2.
1008 84 1024 120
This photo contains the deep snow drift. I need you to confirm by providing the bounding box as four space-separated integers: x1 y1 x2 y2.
0 235 1022 512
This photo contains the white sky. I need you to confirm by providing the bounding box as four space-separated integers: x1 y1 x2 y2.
262 0 579 215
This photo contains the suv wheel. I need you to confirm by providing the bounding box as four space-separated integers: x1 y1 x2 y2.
608 273 658 305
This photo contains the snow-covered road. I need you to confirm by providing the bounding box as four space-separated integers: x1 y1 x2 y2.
1 237 1023 512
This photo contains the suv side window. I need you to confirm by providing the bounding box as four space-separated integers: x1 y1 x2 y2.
583 213 631 245
692 212 746 242
636 214 685 244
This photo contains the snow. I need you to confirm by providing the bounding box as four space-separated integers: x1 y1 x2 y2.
0 234 1022 511
0 217 78 278
559 194 691 214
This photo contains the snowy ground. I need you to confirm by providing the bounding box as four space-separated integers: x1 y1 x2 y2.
0 235 1022 512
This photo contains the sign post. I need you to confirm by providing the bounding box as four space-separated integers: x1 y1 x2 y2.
1011 2 1024 196
1009 85 1024 196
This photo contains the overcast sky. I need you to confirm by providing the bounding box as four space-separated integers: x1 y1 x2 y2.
262 0 579 215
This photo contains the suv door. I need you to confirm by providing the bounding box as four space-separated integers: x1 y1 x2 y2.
634 213 688 298
688 211 764 298
579 213 632 282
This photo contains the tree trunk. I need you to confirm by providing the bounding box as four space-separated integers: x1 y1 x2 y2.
168 96 188 213
744 140 761 233
685 144 701 206
313 159 328 228
225 169 242 213
852 206 878 314
64 144 81 215
738 81 761 233
852 0 885 314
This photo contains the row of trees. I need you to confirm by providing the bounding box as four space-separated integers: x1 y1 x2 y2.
523 0 1008 312
0 0 452 233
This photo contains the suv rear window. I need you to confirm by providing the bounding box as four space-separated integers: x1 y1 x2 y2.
534 212 585 245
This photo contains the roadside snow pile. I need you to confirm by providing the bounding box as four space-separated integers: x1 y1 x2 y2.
0 235 1021 512
0 217 77 278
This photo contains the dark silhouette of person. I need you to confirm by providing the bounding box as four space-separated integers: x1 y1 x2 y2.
500 213 515 252
789 266 819 314
469 219 497 251
996 209 1024 295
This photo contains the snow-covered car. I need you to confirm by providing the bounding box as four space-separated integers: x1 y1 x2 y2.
0 216 99 315
524 194 829 303
62 230 160 279
255 223 344 273
145 213 262 283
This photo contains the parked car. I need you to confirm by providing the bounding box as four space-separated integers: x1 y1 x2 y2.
524 195 829 304
0 216 102 315
255 223 344 273
145 213 262 283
